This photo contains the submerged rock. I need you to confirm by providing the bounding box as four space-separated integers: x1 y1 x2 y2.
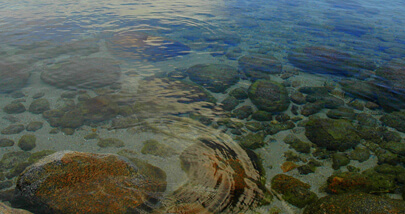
238 54 282 80
41 57 121 90
107 31 190 61
271 174 318 208
1 124 25 135
28 98 50 114
248 80 290 113
3 102 26 114
380 111 405 133
288 46 375 77
13 151 167 214
305 118 360 151
304 192 405 214
186 64 239 93
0 62 30 93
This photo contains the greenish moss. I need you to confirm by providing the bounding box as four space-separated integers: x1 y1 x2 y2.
141 140 177 157
236 132 266 149
97 138 125 148
252 111 273 121
18 134 36 151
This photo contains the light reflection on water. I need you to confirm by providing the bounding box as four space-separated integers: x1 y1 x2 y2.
0 0 405 213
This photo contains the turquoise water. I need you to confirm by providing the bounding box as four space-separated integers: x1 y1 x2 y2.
0 0 404 213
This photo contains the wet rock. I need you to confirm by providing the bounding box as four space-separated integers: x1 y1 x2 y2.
305 118 360 151
26 121 43 132
13 151 166 214
32 92 45 99
332 153 350 170
78 96 120 123
0 62 30 93
232 105 253 119
97 138 125 148
59 109 84 129
304 192 405 214
380 111 405 133
348 99 364 110
339 78 377 101
236 132 266 149
18 135 36 151
0 151 31 171
283 134 311 154
169 138 271 213
326 106 355 119
297 159 322 175
229 87 248 100
289 46 375 77
3 102 26 114
365 101 380 110
221 96 240 111
290 91 306 105
271 174 318 208
381 141 405 156
349 147 370 162
245 121 264 132
300 100 325 116
28 98 50 114
248 80 290 113
356 113 379 127
238 54 282 80
252 110 273 121
141 139 177 157
41 57 121 90
0 138 14 147
107 31 190 62
186 64 239 93
281 161 298 172
1 124 25 135
265 120 295 135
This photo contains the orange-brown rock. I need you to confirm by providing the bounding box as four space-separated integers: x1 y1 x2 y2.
13 151 166 214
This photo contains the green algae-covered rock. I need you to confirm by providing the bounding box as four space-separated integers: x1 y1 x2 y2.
26 121 43 132
232 105 253 119
332 153 350 170
18 135 36 151
236 132 266 149
28 98 50 114
1 124 25 135
252 111 273 121
271 174 318 208
221 96 240 111
59 109 84 129
12 151 166 214
349 146 370 162
141 139 177 157
248 80 290 113
0 138 14 147
380 111 405 133
0 151 31 171
238 54 282 80
97 138 125 148
3 102 26 114
186 64 239 93
305 118 360 151
304 192 405 214
229 87 248 100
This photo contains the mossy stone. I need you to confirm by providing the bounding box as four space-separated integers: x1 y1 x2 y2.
283 134 311 154
60 109 84 128
97 138 125 148
229 87 248 100
381 141 405 156
264 120 295 135
26 121 43 132
252 111 273 121
141 140 177 157
271 174 318 208
332 153 350 170
1 124 25 135
305 118 360 151
326 107 355 119
236 132 266 149
221 96 240 111
245 121 264 132
0 151 31 171
18 134 36 151
380 111 405 133
232 105 253 119
0 139 14 147
28 98 50 114
349 147 370 162
3 102 26 114
248 80 290 113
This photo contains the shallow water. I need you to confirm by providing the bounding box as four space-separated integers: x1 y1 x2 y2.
0 0 404 213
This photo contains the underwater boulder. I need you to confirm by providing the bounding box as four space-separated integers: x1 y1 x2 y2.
0 61 30 93
107 31 190 61
186 64 239 93
248 79 290 113
288 46 375 77
305 118 360 151
238 54 282 80
304 192 405 214
41 57 120 90
380 111 405 133
13 151 166 214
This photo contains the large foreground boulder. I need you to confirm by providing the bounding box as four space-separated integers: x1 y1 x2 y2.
13 151 166 214
304 192 405 214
